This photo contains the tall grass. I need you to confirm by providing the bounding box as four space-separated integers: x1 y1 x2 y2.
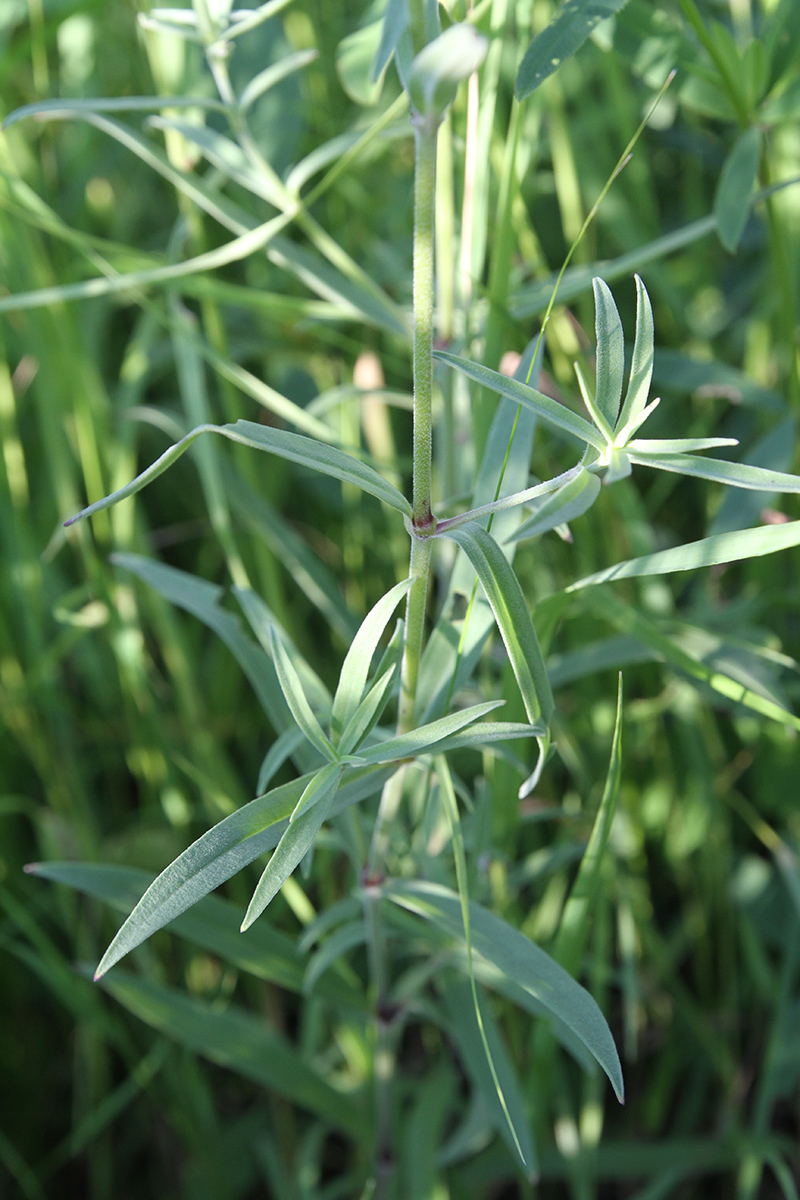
2 1 800 1197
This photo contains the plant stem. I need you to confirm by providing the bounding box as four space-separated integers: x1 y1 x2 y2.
397 120 438 735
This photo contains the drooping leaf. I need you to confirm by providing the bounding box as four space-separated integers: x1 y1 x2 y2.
242 776 339 930
434 351 605 450
593 277 625 429
331 578 413 741
442 523 554 726
509 468 602 543
65 419 412 526
516 0 632 100
715 126 762 253
383 879 624 1101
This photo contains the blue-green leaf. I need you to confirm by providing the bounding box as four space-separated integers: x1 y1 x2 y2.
616 273 654 435
355 700 504 764
516 0 632 100
593 277 625 429
442 523 554 726
509 467 601 543
383 879 624 1101
269 627 336 760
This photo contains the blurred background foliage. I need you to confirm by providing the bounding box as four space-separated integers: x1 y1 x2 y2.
2 0 800 1197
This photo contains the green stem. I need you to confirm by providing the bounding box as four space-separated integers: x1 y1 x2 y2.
411 124 437 531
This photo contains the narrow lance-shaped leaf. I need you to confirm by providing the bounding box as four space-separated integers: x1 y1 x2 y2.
593 277 625 429
509 467 602 543
568 519 800 591
269 627 336 760
626 449 800 493
516 0 632 100
242 775 340 930
574 361 613 443
355 699 505 765
93 767 387 977
442 523 554 726
331 578 413 741
383 879 624 1101
338 665 398 756
434 351 605 450
436 756 532 1171
64 419 412 526
290 762 343 823
616 274 654 435
553 675 623 974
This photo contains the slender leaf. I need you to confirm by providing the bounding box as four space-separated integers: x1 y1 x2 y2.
593 277 625 429
242 779 339 930
94 767 386 977
568 519 800 590
423 721 545 756
434 351 605 450
383 879 624 1100
269 627 336 760
65 419 412 526
331 578 413 741
338 665 398 756
442 523 554 725
3 97 226 126
239 49 318 111
616 274 654 434
257 727 311 799
290 762 342 823
627 449 800 493
516 0 632 100
356 700 504 764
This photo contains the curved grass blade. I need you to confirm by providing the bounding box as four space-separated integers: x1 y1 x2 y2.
593 277 625 429
434 351 605 450
568 520 800 591
64 419 412 526
516 0 632 100
242 777 340 930
331 578 413 741
355 700 504 765
553 674 623 974
239 49 318 111
616 274 654 435
627 449 800 493
2 97 226 126
509 467 601 543
442 523 554 726
436 756 531 1171
383 879 624 1101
